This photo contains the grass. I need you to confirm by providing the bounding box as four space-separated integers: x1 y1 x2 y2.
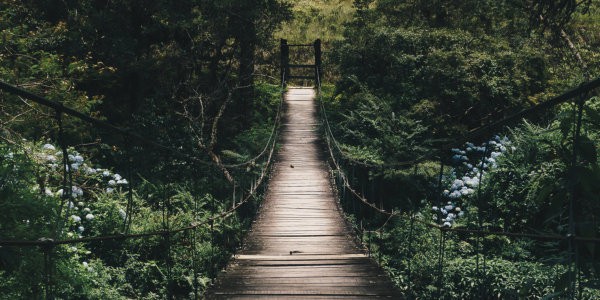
276 0 355 44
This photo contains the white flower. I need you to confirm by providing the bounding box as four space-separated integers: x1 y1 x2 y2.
455 207 461 212
117 179 128 185
443 190 449 195
441 209 448 215
74 155 84 163
451 179 464 190
77 201 84 207
113 173 122 181
43 144 56 151
84 167 97 175
67 201 75 209
108 180 116 186
449 190 462 199
118 208 127 220
45 155 57 163
458 211 465 217
85 214 94 221
83 207 91 213
445 205 453 211
78 226 85 233
106 187 114 193
72 186 83 197
102 170 110 177
432 206 439 211
71 215 81 223
465 177 479 187
82 261 88 267
56 189 64 197
68 154 75 162
443 222 452 227
71 163 80 171
461 188 475 196
45 188 53 196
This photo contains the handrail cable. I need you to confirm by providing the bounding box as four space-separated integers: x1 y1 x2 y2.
0 72 286 248
316 68 600 244
1 76 286 170
222 75 285 168
0 80 215 166
319 76 600 169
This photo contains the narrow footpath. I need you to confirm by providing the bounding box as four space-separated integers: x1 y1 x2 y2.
206 88 400 299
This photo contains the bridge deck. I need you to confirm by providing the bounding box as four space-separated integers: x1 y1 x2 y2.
206 88 400 299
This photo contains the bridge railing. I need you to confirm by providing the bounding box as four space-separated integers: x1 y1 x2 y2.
316 69 600 299
0 75 285 298
280 39 322 85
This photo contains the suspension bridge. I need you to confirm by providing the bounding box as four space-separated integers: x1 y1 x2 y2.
1 38 600 299
205 87 400 298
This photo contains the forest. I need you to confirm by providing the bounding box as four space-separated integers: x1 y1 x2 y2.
1 0 599 299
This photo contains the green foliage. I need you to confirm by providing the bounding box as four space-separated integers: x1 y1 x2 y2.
0 142 128 298
328 1 600 298
0 135 262 298
276 0 355 43
332 25 551 139
442 257 565 299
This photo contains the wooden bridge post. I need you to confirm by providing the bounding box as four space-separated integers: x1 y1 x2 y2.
280 39 290 85
314 39 322 82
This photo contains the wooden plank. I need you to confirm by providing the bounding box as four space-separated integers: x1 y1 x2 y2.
205 88 400 299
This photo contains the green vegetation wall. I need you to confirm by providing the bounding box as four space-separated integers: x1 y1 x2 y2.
323 0 600 298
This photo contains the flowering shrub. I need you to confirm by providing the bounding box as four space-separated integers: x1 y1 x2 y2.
433 136 513 227
1 139 257 298
33 142 130 239
0 141 131 298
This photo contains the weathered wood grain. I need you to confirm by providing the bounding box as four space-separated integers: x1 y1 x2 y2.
205 88 401 299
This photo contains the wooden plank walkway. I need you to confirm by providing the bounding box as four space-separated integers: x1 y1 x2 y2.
205 88 400 299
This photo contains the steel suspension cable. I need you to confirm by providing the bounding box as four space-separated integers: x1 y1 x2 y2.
316 77 600 170
0 78 284 248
